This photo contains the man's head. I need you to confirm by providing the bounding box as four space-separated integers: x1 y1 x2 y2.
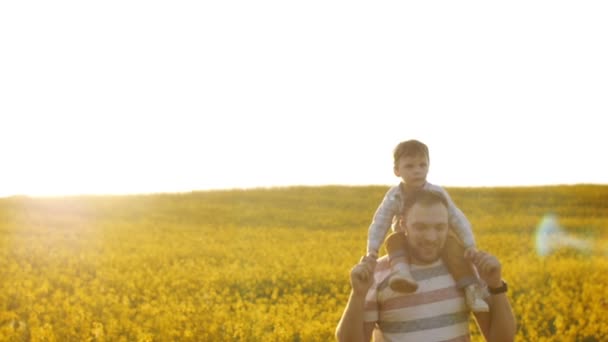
393 140 430 188
399 189 449 264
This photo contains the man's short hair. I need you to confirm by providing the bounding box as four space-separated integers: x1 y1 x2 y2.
401 189 449 216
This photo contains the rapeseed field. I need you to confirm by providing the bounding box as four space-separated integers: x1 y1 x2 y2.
1 185 607 341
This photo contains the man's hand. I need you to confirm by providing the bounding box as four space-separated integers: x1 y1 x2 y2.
465 249 502 288
350 256 376 296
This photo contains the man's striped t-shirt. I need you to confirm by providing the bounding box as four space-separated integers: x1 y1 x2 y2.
364 256 471 342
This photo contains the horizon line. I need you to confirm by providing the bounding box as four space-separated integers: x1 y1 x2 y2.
2 182 607 199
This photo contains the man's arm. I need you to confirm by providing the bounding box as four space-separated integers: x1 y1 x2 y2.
474 290 516 342
466 250 517 342
335 258 376 342
335 291 375 342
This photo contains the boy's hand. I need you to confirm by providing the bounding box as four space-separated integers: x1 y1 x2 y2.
464 246 477 255
361 255 377 269
465 249 502 288
349 256 376 296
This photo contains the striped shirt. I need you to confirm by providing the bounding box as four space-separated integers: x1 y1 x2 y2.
366 182 475 257
364 256 471 342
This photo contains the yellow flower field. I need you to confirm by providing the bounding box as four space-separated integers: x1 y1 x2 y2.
1 185 607 341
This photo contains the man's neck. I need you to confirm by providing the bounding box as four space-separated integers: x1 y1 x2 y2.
409 257 441 267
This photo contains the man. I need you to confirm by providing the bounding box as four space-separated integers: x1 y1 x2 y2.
336 189 516 342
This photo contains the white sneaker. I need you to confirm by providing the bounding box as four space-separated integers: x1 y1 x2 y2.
465 284 489 312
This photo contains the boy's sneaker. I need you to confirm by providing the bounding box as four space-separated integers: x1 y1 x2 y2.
389 270 418 293
465 284 489 312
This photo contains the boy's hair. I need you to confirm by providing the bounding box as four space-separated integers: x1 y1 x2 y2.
393 140 430 168
401 188 448 217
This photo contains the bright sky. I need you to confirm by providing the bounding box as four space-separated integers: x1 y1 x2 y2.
1 1 607 197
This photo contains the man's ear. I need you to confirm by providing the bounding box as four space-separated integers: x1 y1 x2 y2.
393 166 400 177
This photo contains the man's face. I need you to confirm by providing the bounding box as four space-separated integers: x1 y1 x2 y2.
403 201 449 264
394 154 429 188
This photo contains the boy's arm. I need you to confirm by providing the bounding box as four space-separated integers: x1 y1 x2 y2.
367 186 401 256
432 185 476 248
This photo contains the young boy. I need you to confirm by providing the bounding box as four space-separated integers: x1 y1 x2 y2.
365 139 488 312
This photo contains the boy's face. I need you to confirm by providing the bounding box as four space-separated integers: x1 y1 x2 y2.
394 154 429 187
401 201 449 264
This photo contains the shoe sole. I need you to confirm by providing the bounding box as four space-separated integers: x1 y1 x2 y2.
389 278 418 293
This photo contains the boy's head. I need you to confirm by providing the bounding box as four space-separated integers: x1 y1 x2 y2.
393 140 430 188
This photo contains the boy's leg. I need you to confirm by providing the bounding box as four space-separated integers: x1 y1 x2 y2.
386 232 418 293
441 231 488 312
441 231 477 287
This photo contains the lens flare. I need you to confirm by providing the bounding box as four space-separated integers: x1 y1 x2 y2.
535 213 592 256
